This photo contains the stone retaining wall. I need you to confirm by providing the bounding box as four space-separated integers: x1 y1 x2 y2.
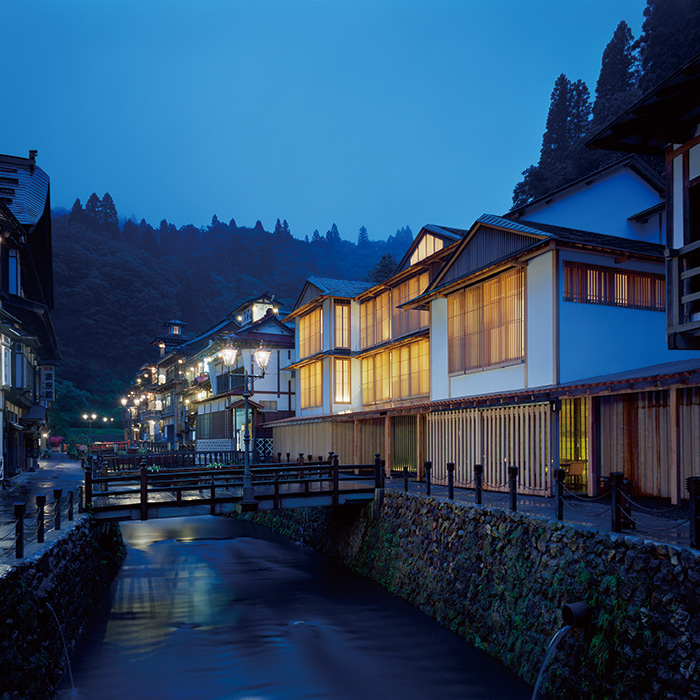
0 517 125 700
241 490 700 700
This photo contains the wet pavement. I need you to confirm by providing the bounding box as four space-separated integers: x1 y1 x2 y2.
0 454 85 569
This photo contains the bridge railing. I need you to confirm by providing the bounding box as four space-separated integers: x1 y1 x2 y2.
85 454 384 520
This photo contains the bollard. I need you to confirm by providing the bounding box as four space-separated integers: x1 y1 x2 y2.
332 455 340 506
36 495 46 543
277 452 281 463
687 477 700 549
555 468 566 521
298 453 305 464
508 466 519 512
403 467 409 492
424 461 432 496
54 489 62 531
14 503 25 559
380 460 386 488
610 471 625 533
447 462 455 500
140 465 149 521
68 491 74 521
474 464 483 505
374 454 382 489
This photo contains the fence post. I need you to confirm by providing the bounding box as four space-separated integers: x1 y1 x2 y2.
274 471 280 509
474 464 483 504
424 461 432 496
447 462 455 500
508 466 519 512
555 467 566 521
14 503 25 559
78 485 84 514
332 455 339 507
374 454 382 489
36 495 46 543
610 471 624 533
68 491 74 521
54 489 62 531
84 466 92 511
686 477 700 549
210 474 216 515
140 465 149 521
403 467 409 492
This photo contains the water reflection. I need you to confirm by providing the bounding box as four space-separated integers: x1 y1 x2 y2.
58 516 530 700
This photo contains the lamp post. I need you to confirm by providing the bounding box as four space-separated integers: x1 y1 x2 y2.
220 342 270 510
82 413 97 448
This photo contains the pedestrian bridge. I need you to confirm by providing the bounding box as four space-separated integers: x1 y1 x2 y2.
86 460 382 522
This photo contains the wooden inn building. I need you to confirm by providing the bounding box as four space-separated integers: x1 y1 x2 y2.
273 143 700 503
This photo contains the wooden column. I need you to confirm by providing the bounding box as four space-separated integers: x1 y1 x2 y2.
416 414 424 481
669 387 682 505
587 395 600 497
354 419 359 465
384 414 392 476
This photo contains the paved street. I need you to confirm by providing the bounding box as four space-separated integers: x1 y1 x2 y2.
0 455 85 571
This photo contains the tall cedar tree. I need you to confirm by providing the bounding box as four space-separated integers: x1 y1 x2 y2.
513 74 592 206
592 21 639 131
638 0 700 91
101 193 120 239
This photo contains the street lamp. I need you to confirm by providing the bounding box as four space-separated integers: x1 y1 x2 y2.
82 412 97 447
220 342 270 510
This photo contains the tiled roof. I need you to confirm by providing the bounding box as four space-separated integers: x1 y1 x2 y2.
307 276 374 297
0 153 49 226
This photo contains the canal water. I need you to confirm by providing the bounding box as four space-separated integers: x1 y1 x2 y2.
57 516 532 700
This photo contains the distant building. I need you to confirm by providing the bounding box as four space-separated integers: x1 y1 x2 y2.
0 151 60 477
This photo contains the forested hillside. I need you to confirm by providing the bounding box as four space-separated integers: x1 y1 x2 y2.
50 197 412 430
512 0 700 207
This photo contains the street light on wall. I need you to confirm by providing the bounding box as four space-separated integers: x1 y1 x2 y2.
220 341 270 510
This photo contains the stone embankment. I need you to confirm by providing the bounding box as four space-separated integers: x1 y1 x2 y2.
0 517 125 700
240 490 700 700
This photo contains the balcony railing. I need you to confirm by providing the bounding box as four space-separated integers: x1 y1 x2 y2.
667 241 700 346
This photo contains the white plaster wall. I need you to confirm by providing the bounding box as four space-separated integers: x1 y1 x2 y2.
518 169 663 241
526 252 556 388
558 250 700 383
673 154 684 249
450 362 526 397
322 299 331 351
430 298 449 400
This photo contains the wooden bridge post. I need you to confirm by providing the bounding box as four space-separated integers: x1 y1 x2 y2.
54 489 62 531
210 474 216 515
332 455 339 506
140 465 149 521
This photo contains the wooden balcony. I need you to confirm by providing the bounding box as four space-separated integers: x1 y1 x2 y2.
666 241 700 349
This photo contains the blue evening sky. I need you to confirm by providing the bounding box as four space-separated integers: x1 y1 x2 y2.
4 0 644 242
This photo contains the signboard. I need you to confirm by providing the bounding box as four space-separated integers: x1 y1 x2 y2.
41 365 55 401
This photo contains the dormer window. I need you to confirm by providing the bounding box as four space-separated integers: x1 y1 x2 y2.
409 234 443 266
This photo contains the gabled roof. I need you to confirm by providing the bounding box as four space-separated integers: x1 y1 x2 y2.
508 155 664 218
410 214 664 305
306 276 374 297
586 52 700 155
287 276 374 319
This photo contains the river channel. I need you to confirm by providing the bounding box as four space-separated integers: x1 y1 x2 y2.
57 515 532 700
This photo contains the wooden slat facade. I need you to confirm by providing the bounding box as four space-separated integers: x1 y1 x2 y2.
599 387 700 499
426 403 551 494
